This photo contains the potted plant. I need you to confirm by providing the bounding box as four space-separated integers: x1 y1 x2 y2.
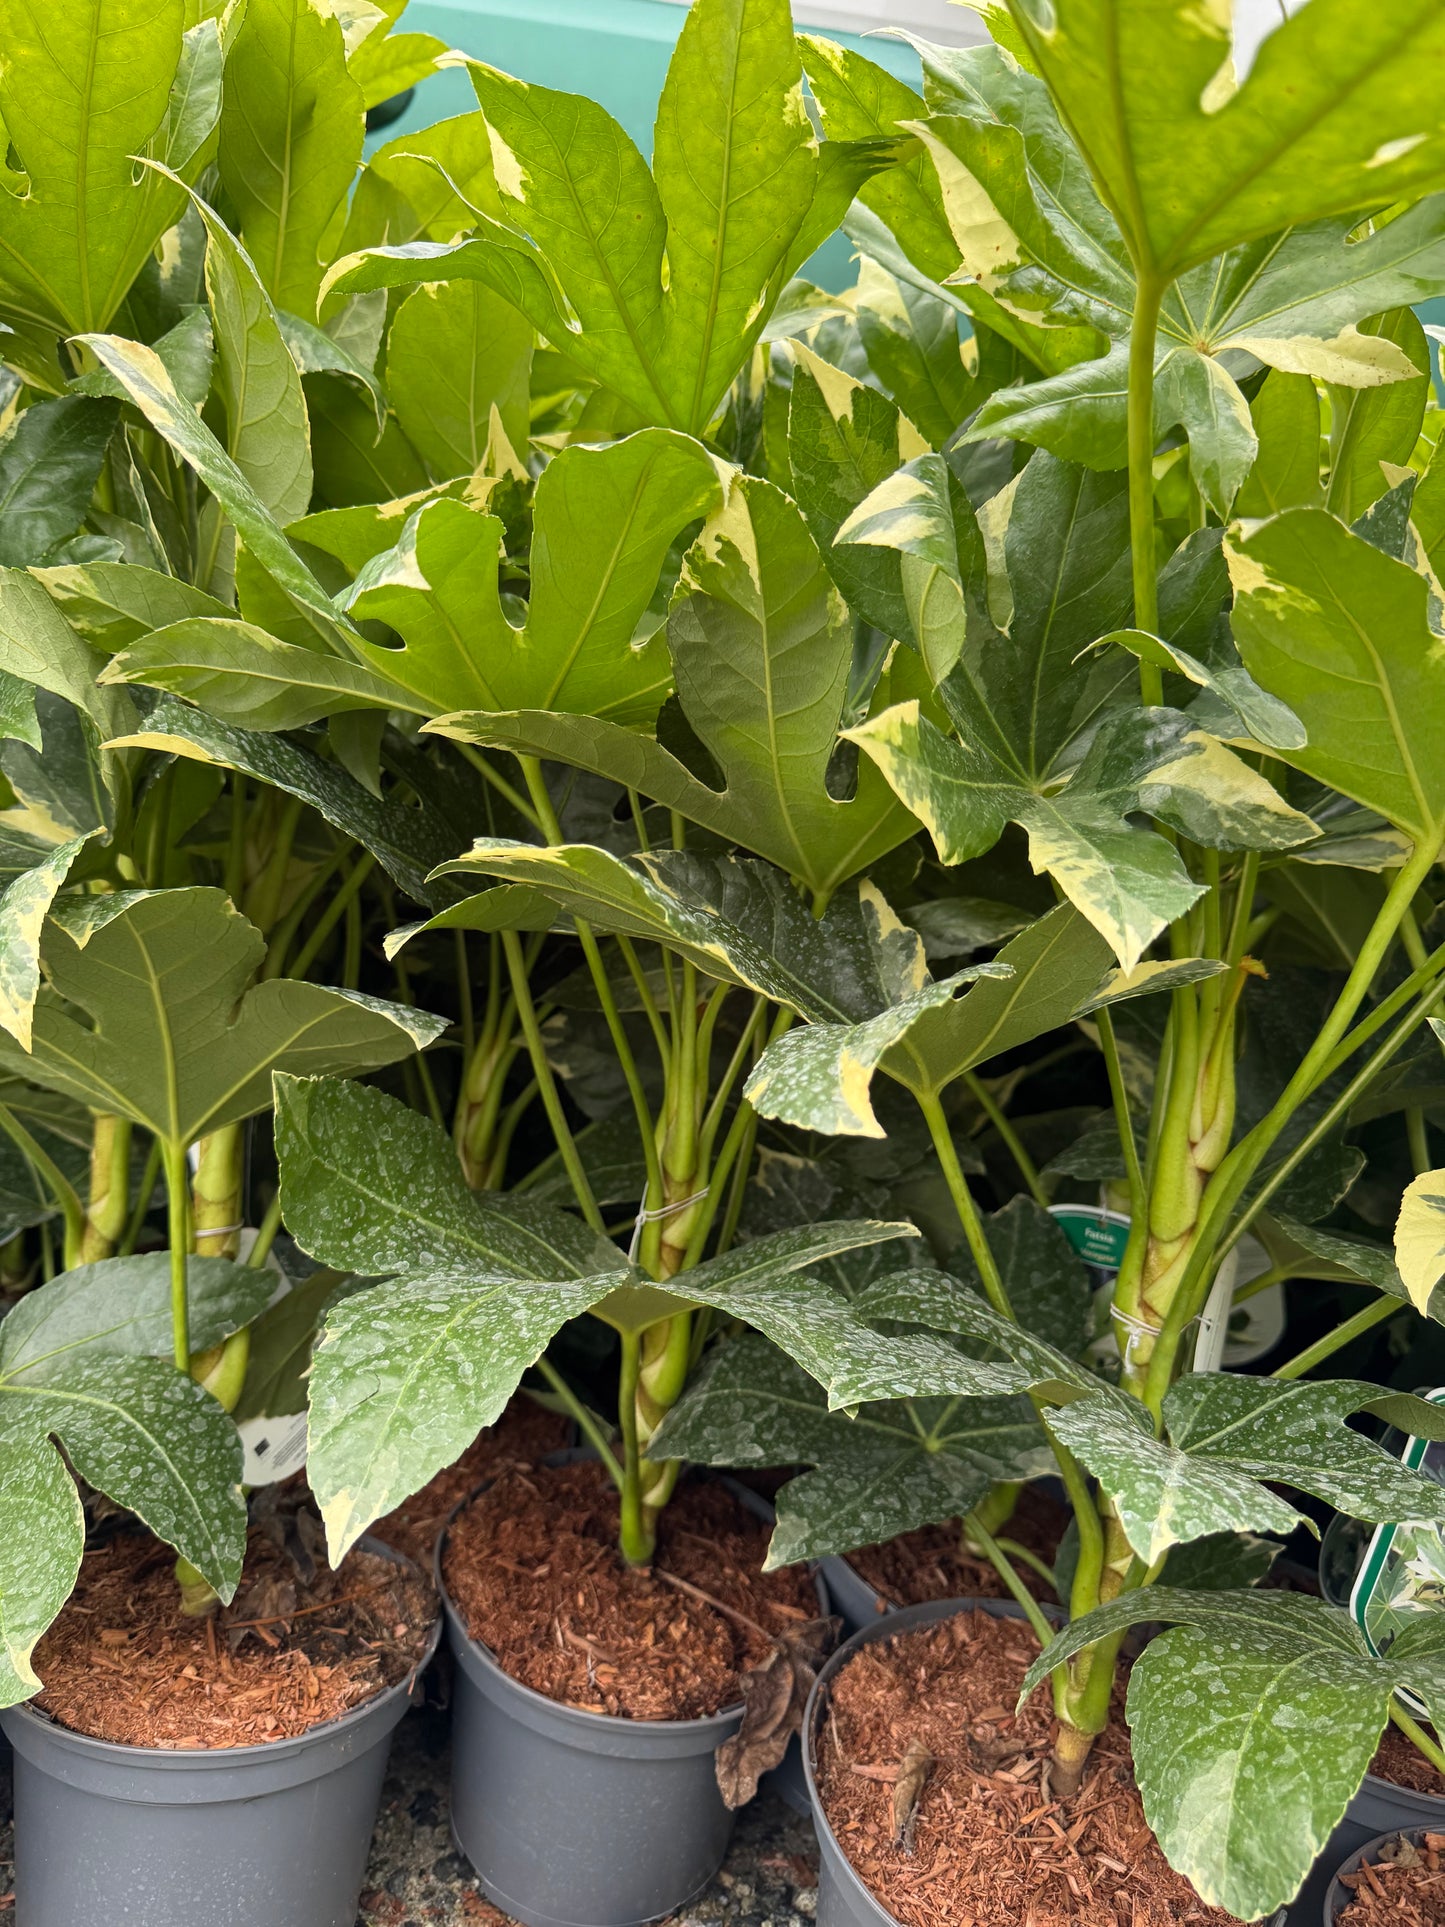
632 5 1445 1923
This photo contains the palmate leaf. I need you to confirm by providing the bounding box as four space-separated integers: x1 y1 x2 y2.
0 888 443 1149
1006 0 1445 279
0 1252 267 1703
277 1073 919 1560
110 431 724 732
1227 508 1445 847
913 42 1443 505
1049 1375 1445 1566
325 0 874 436
850 699 1310 969
743 902 1115 1131
435 474 923 898
1019 1590 1445 1920
650 1332 1047 1568
0 0 216 338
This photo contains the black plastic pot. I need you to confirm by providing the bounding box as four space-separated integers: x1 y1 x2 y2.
819 1553 890 1635
0 1542 440 1927
1287 1768 1445 1924
440 1472 829 1927
1323 1827 1430 1923
802 1596 1289 1927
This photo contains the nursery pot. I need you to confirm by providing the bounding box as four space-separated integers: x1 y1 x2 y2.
801 1597 1289 1927
1322 1827 1430 1923
439 1473 829 1927
0 1541 439 1927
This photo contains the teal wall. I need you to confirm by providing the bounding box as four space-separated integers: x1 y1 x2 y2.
372 0 925 286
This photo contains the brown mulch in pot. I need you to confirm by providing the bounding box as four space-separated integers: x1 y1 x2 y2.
1337 1832 1445 1923
814 1608 1242 1927
441 1456 817 1722
372 1393 573 1567
33 1512 437 1750
845 1486 1068 1611
1368 1723 1445 1797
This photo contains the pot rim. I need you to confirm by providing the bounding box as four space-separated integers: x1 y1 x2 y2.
800 1596 1294 1927
435 1469 826 1738
3 1532 440 1766
1322 1826 1430 1925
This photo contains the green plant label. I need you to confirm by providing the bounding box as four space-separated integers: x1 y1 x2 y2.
1050 1204 1132 1276
1351 1386 1445 1710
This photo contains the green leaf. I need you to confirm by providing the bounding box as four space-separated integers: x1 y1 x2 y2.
1019 1588 1445 1920
1009 0 1445 277
0 0 197 334
1 1252 272 1372
180 179 313 526
0 398 116 566
1100 628 1305 755
0 834 95 1048
437 474 920 897
70 334 351 646
1237 372 1324 519
787 348 928 645
652 0 815 432
1050 1374 1445 1565
34 561 231 654
0 1247 267 1701
0 1429 83 1702
103 618 402 731
1228 508 1445 844
650 1331 1046 1567
0 889 444 1149
1325 310 1430 524
340 431 722 724
1396 1167 1445 1314
282 1073 915 1557
273 1073 618 1285
388 281 533 479
799 37 957 286
232 1269 349 1424
218 0 365 316
21 1357 245 1603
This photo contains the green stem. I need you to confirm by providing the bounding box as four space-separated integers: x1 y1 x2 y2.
288 854 376 981
454 741 542 830
962 1512 1056 1648
1272 1294 1400 1381
617 1330 651 1565
120 1136 163 1256
993 1536 1059 1596
246 1189 285 1269
500 928 606 1235
916 1087 1014 1319
964 1071 1046 1206
161 1140 191 1371
1097 1008 1145 1221
1391 1698 1445 1778
1144 832 1442 1409
261 845 346 980
1127 269 1167 669
536 1357 623 1487
243 795 304 935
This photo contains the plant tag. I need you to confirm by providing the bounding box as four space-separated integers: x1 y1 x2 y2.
1351 1387 1445 1712
238 1411 309 1487
1049 1204 1131 1276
